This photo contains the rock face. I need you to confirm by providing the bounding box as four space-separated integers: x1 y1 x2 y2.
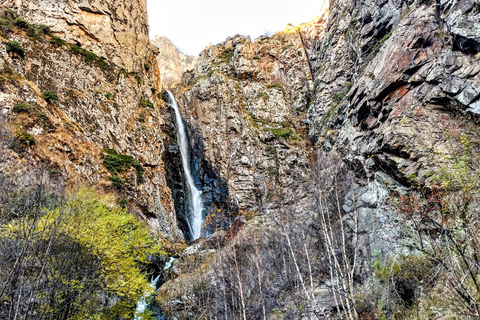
157 0 480 318
2 0 153 72
151 36 196 87
0 4 183 238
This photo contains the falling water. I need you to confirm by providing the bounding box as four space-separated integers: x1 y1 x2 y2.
166 91 204 240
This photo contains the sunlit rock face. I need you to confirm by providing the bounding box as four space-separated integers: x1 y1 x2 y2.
157 0 480 317
3 0 153 72
0 1 183 239
151 36 196 88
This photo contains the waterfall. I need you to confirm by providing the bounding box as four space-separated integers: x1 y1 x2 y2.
166 91 204 240
134 274 161 320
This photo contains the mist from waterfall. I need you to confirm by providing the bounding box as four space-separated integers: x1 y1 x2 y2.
167 91 204 240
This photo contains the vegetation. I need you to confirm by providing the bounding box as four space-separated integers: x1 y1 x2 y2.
12 102 32 113
144 62 151 71
271 128 292 139
265 145 277 155
42 90 59 103
267 83 285 92
105 91 113 99
140 99 155 109
50 35 66 46
380 29 393 44
109 175 125 188
103 149 144 183
218 47 235 63
0 182 163 319
6 40 25 59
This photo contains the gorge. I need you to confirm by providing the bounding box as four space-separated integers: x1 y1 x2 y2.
0 0 479 319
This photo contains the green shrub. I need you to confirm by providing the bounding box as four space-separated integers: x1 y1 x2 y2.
50 36 66 46
218 47 234 63
15 130 35 146
103 149 144 183
105 92 112 99
13 102 32 113
42 90 58 103
6 40 25 59
150 87 157 94
267 83 285 91
98 59 110 71
69 43 81 54
253 55 260 60
38 24 50 35
0 17 13 31
116 197 128 208
271 128 292 139
144 62 151 71
265 145 277 155
333 93 344 104
256 91 269 100
14 18 29 30
139 99 154 109
26 25 43 40
380 30 393 44
3 9 17 19
109 175 124 188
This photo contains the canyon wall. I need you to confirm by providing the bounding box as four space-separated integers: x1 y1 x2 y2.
0 0 183 238
157 0 480 317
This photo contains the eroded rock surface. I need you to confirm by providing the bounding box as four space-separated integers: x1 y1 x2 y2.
151 36 196 87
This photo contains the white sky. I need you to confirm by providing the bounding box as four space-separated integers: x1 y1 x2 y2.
146 0 323 56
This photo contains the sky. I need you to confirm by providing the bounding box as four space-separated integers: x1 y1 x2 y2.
146 0 323 56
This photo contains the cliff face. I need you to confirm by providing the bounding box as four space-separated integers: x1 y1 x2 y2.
2 0 152 72
0 2 183 238
157 0 480 317
151 36 196 87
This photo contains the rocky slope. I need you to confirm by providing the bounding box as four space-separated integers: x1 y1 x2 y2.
2 0 152 72
157 0 480 318
0 2 183 239
151 36 196 87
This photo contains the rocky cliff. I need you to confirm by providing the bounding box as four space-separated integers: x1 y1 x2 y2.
156 0 480 318
0 2 183 238
151 36 196 87
2 0 153 72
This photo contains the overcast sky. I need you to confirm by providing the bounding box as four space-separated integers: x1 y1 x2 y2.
146 0 323 56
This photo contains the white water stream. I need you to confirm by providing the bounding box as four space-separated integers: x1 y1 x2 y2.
166 91 204 240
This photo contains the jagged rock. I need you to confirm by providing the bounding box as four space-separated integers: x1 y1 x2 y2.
0 1 182 239
2 0 154 72
151 36 196 87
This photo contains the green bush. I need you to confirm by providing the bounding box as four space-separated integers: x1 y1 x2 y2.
103 149 144 183
3 9 17 19
333 93 345 104
139 99 154 109
42 90 58 103
144 62 151 71
109 175 124 188
380 30 393 44
6 40 25 59
14 18 29 30
13 102 32 113
105 92 112 99
15 130 35 146
218 47 234 63
50 36 66 46
267 83 285 91
265 145 277 155
38 24 50 35
271 128 292 139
